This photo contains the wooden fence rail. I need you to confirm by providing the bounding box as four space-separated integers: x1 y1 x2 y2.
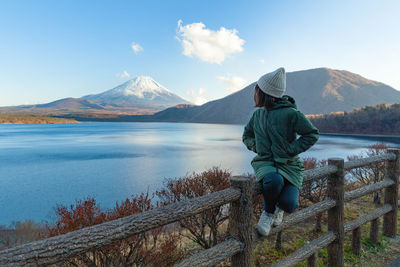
0 188 241 265
0 149 399 267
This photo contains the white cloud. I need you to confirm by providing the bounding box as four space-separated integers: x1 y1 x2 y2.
259 59 265 64
217 75 247 93
116 71 131 79
176 20 245 64
186 88 209 105
131 42 143 53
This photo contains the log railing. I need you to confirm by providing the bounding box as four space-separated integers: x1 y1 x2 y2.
0 149 399 267
267 148 400 267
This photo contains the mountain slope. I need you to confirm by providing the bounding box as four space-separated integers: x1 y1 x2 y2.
152 83 256 124
83 76 191 109
34 98 106 110
148 68 400 124
0 98 107 115
285 68 400 114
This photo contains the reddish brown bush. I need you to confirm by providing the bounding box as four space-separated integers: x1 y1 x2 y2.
47 192 184 266
48 197 106 237
156 166 231 249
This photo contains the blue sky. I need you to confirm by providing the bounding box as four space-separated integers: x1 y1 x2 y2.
0 0 399 106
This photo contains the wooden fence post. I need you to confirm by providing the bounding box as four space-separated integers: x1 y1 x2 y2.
275 231 282 250
352 227 361 256
229 176 254 267
327 158 345 267
370 218 379 244
383 148 400 238
307 253 318 267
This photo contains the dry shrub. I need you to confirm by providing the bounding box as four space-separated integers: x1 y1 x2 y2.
347 142 389 204
300 157 328 232
0 220 45 249
156 166 231 249
47 193 185 267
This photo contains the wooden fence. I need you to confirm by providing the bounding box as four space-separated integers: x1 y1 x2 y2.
1 148 399 267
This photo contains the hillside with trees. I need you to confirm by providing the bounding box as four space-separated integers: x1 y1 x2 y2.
308 102 400 135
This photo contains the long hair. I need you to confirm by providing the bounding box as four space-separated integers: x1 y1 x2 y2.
254 84 277 109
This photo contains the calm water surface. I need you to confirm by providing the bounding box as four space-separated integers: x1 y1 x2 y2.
0 122 399 225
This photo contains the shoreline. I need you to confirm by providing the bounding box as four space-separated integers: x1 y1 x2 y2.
320 132 400 138
0 121 79 125
1 119 400 139
0 115 79 125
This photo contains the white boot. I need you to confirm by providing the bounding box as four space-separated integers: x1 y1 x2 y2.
257 211 275 236
273 207 284 226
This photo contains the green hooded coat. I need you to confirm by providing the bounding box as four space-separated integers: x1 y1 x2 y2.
242 95 319 189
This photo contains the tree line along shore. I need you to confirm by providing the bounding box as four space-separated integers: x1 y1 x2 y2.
0 114 78 124
308 103 400 136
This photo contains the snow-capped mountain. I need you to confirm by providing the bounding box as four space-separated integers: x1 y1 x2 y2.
83 76 191 109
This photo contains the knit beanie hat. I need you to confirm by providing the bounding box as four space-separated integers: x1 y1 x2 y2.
257 67 286 98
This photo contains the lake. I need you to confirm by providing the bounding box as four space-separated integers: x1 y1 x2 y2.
0 122 399 226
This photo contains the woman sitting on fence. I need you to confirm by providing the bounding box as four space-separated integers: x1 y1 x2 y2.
242 67 319 236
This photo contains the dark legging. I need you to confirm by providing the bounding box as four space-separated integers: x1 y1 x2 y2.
261 172 299 214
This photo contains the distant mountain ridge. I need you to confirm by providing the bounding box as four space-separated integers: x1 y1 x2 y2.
135 68 400 124
0 76 191 116
34 98 105 110
1 68 399 124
